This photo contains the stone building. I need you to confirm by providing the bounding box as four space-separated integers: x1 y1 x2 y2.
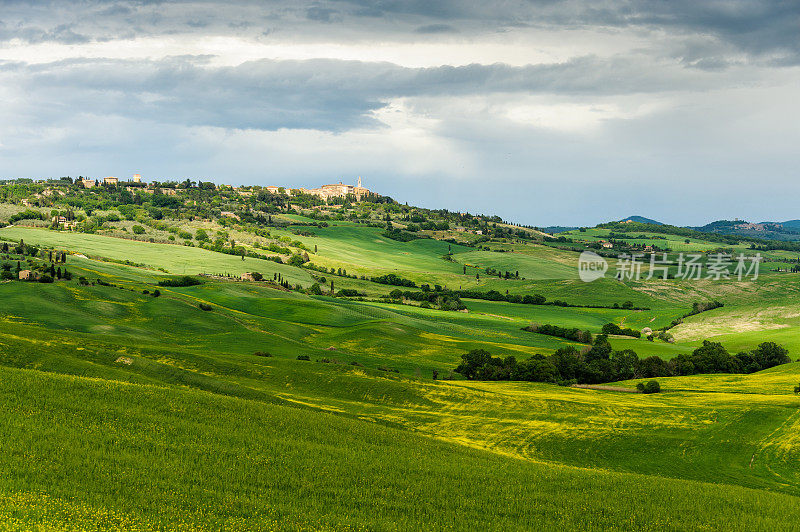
19 270 38 281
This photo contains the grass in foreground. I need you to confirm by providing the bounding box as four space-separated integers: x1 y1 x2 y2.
3 365 800 531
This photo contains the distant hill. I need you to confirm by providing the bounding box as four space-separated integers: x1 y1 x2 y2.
776 220 800 229
542 226 577 234
618 216 663 225
692 220 745 232
692 219 800 242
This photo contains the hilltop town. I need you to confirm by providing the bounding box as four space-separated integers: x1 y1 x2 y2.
68 175 375 201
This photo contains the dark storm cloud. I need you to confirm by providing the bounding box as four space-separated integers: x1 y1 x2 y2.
306 6 338 22
0 22 91 45
0 54 719 132
414 24 458 34
338 0 800 65
0 1 796 64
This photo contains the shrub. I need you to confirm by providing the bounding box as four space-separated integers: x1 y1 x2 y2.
297 355 310 361
152 289 160 297
38 274 54 283
523 323 592 343
637 380 661 394
0 271 13 281
288 254 306 267
132 225 146 235
198 303 213 311
371 273 416 287
253 351 273 357
158 276 203 287
9 210 45 224
601 322 641 338
337 288 363 297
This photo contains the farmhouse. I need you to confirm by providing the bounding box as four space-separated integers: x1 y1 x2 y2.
81 178 96 188
19 270 38 281
103 176 119 185
601 241 614 249
241 272 257 281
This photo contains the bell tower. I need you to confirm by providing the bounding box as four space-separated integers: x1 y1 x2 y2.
357 176 362 188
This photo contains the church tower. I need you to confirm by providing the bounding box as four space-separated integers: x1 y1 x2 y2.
357 176 362 188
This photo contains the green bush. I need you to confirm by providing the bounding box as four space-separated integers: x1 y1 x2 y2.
198 303 213 311
132 225 146 235
158 276 203 287
637 381 661 394
297 355 310 361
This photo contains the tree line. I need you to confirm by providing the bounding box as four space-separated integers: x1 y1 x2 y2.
455 337 791 385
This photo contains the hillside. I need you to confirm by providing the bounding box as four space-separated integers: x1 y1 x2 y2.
619 215 663 225
693 219 800 242
2 178 800 528
5 365 800 530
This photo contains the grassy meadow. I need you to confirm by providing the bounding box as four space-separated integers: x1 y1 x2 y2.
3 207 800 529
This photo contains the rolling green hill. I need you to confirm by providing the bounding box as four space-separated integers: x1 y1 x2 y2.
4 365 800 531
3 181 800 529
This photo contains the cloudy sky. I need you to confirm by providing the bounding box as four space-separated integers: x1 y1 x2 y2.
0 1 798 225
